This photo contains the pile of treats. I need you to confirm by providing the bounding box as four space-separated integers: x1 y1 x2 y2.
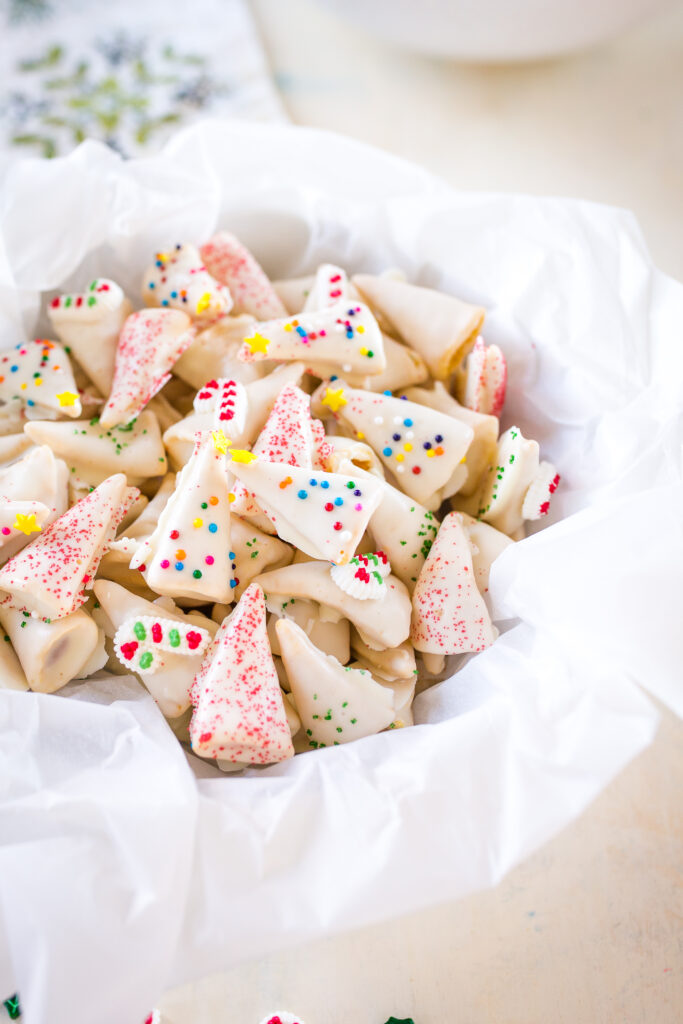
0 235 560 767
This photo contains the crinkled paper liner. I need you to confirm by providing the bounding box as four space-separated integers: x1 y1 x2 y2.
0 120 681 1024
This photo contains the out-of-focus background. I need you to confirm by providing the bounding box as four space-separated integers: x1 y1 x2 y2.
2 1 681 1021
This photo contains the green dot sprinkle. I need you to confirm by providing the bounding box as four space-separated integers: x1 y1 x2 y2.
192 569 202 579
133 621 146 641
139 652 153 670
169 628 180 648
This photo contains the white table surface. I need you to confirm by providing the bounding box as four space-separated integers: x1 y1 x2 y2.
161 3 683 1021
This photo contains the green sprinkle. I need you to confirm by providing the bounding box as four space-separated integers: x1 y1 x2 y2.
336 726 343 733
139 651 153 669
342 701 348 708
169 628 181 648
350 718 357 725
192 569 202 579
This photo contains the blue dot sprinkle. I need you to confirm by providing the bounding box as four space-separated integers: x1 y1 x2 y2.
298 489 308 499
208 523 218 533
229 551 236 560
424 441 432 450
392 433 401 441
383 389 392 396
320 480 330 489
330 374 338 381
382 446 392 457
230 579 238 589
309 478 318 486
175 561 184 571
435 434 443 443
161 299 169 307
27 399 35 407
334 497 343 506
148 282 155 289
403 418 413 427
10 366 18 373
170 290 178 299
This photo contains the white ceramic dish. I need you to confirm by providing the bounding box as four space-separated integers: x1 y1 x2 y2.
316 0 673 60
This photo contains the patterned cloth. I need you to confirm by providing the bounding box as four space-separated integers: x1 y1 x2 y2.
0 0 284 161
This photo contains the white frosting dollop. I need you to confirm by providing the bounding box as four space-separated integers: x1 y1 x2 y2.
330 551 391 600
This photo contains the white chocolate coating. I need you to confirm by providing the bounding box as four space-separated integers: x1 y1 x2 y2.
48 278 132 395
276 618 395 749
0 605 99 693
0 338 81 418
142 243 233 321
353 273 485 380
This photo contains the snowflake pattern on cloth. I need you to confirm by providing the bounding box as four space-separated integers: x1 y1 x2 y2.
0 0 284 160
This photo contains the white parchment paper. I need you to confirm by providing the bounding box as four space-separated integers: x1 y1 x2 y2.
0 120 681 1024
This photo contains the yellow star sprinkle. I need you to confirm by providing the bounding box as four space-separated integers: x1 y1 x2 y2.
56 391 79 407
13 513 42 536
229 448 258 464
196 291 212 315
244 332 271 355
211 429 230 454
321 386 347 413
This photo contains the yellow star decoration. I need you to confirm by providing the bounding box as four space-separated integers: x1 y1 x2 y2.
211 430 231 454
56 391 79 407
243 332 271 355
13 513 42 536
321 386 347 413
196 291 212 315
229 449 258 464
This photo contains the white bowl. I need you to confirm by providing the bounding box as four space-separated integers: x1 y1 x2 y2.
316 0 672 61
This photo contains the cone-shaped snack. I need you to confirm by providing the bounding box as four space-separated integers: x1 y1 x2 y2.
0 433 32 465
25 410 167 487
0 500 50 565
131 433 233 602
466 425 540 536
361 468 439 590
302 263 352 311
200 232 287 319
48 278 132 394
163 363 306 469
254 560 411 650
0 629 28 691
321 435 385 479
315 382 472 510
0 444 69 520
189 583 294 764
276 618 395 749
98 474 176 594
0 605 99 693
353 274 485 380
350 628 416 683
227 451 383 565
454 336 507 418
0 474 137 620
0 339 81 417
237 301 386 377
358 334 429 393
231 384 322 523
411 512 496 655
172 315 262 389
267 597 350 665
272 276 315 314
192 377 247 434
459 512 513 597
99 309 195 428
522 461 561 521
142 243 233 321
403 382 498 498
230 514 293 600
93 579 217 717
